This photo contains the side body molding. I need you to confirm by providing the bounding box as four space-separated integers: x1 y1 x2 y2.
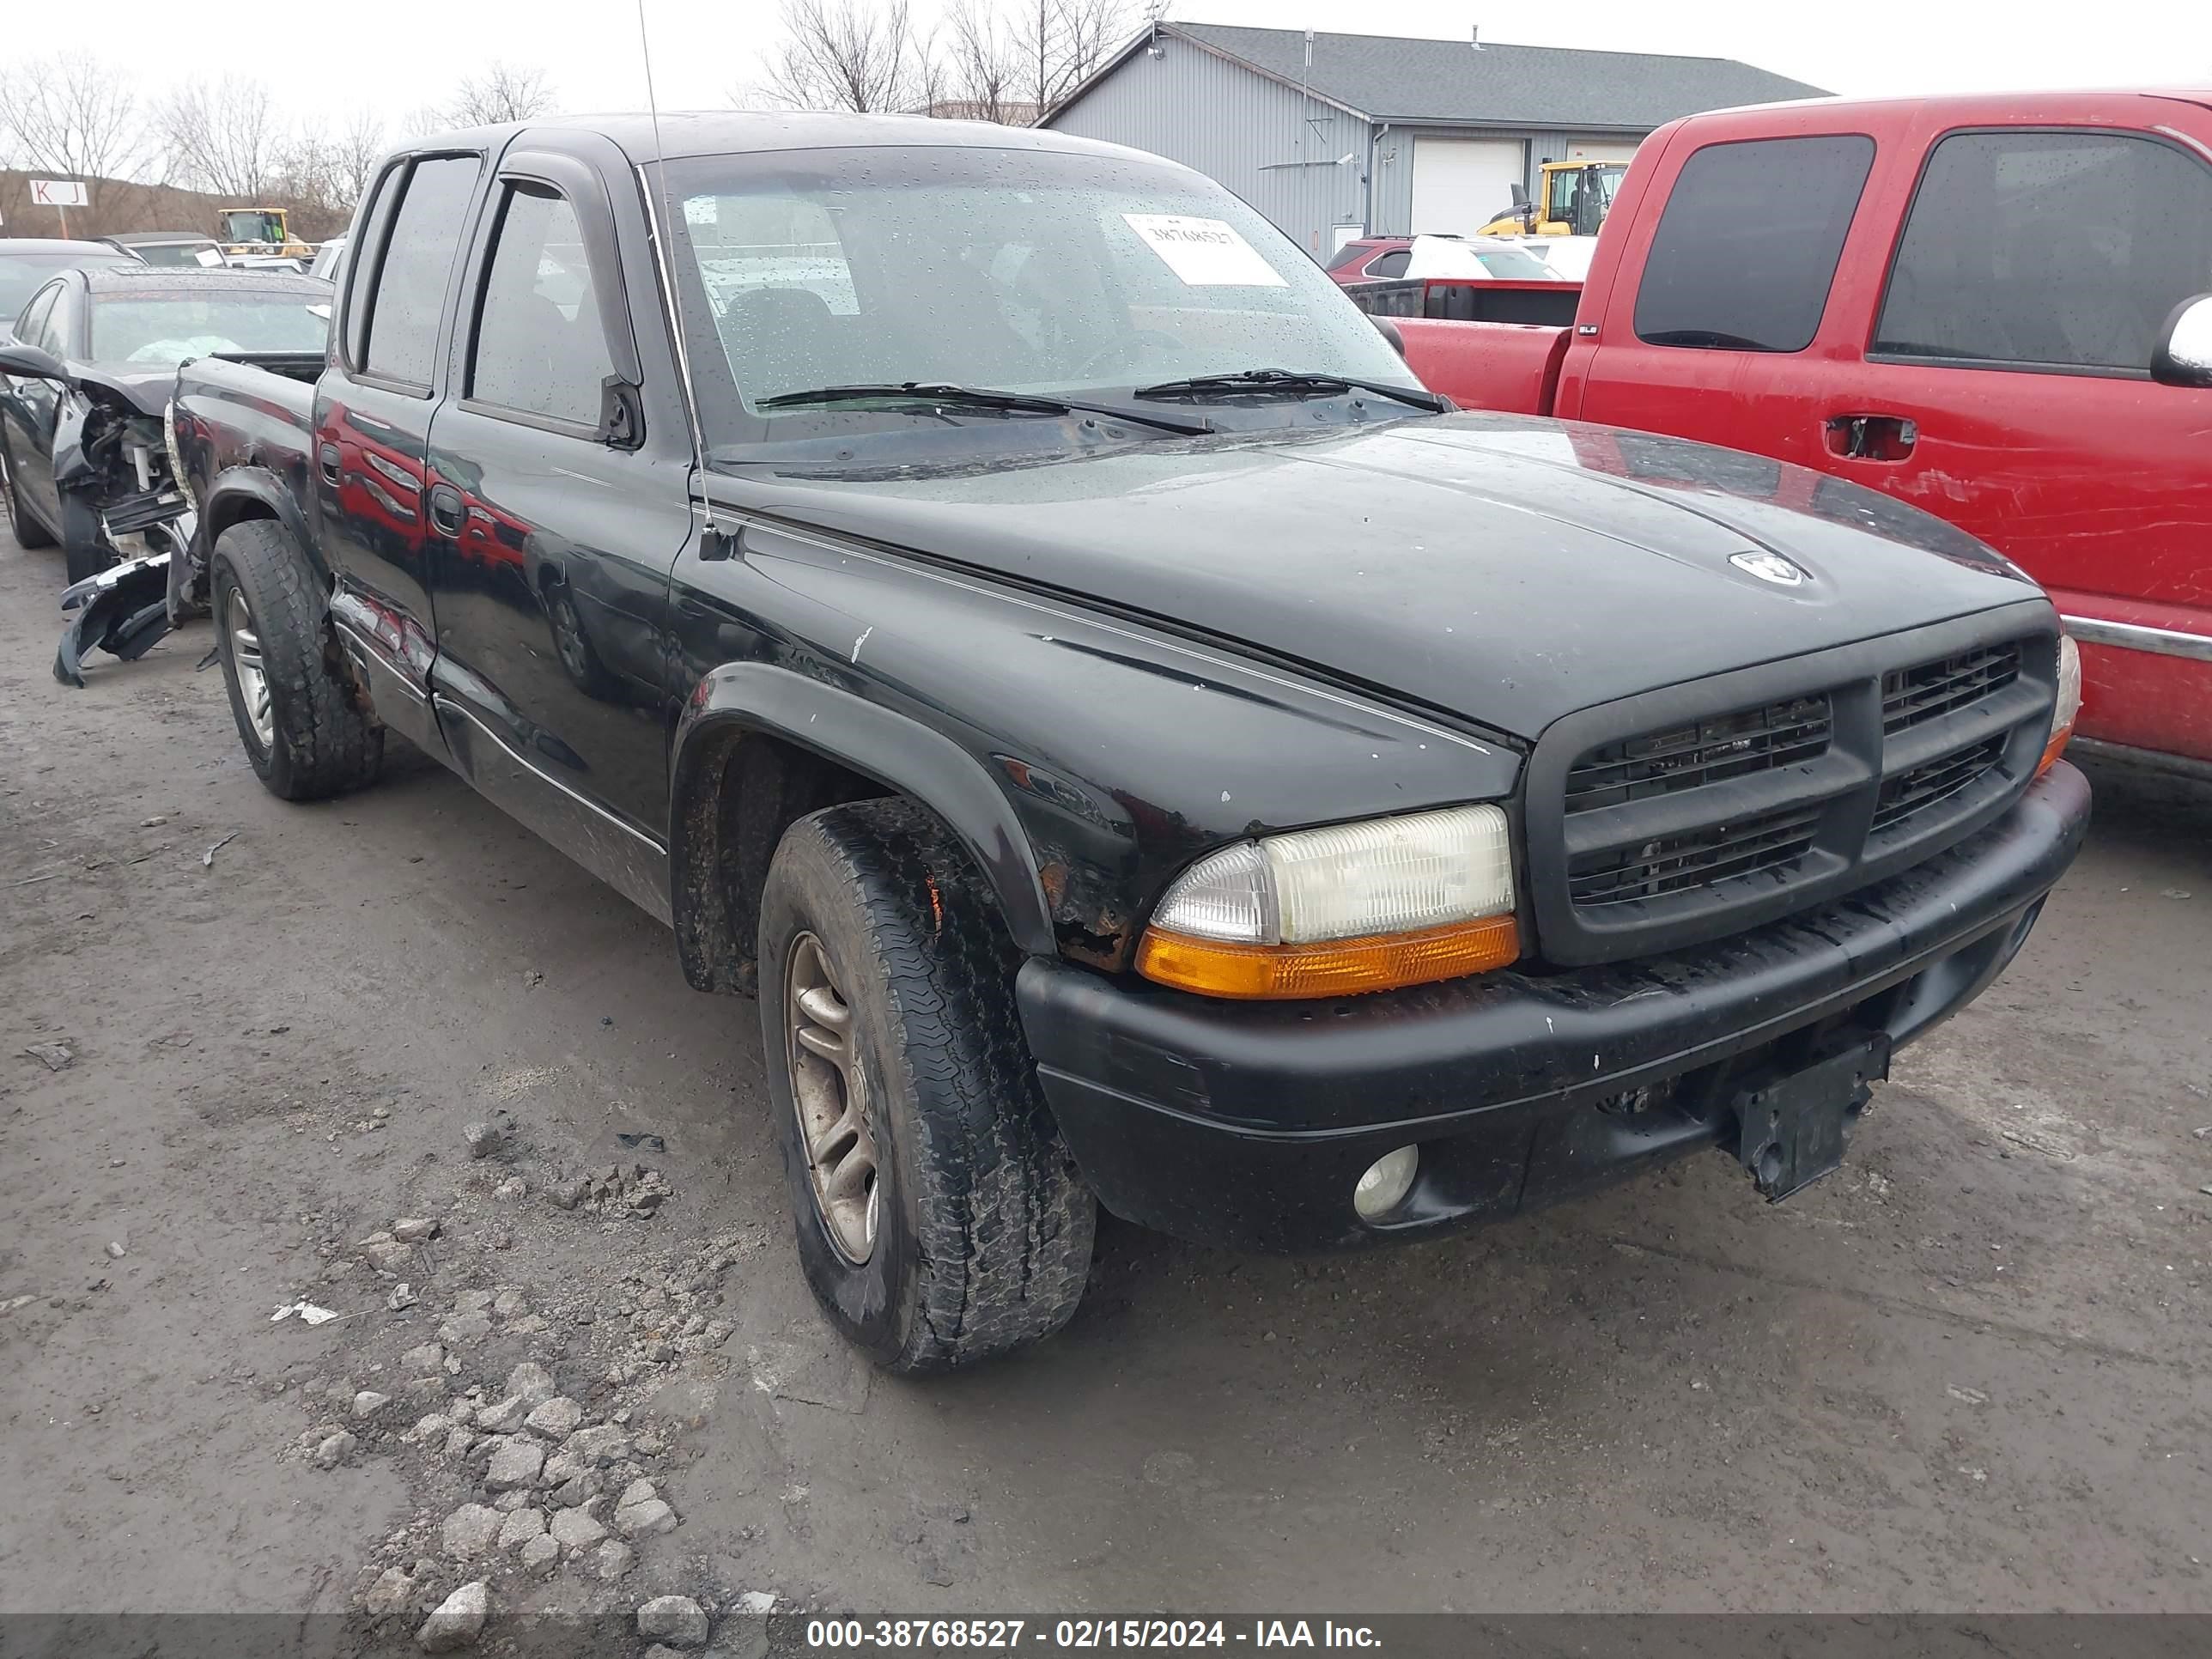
670 661 1059 982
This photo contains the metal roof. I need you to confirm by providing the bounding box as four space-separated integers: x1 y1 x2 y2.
1150 23 1830 130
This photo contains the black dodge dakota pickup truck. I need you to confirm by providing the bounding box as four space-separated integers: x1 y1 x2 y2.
169 112 2090 1371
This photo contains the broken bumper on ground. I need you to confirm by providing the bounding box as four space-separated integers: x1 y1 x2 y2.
1017 763 2090 1253
54 536 184 688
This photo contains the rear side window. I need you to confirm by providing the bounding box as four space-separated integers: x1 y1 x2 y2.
470 184 616 427
362 155 481 387
1367 249 1410 278
1633 135 1875 352
1874 130 2212 374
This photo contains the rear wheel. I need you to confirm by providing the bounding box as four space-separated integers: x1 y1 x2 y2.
1 432 57 550
757 799 1096 1372
210 519 382 800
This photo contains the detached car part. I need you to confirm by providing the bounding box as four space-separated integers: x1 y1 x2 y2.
52 515 191 687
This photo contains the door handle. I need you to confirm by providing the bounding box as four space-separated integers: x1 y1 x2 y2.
318 442 341 484
426 482 465 537
1825 414 1917 462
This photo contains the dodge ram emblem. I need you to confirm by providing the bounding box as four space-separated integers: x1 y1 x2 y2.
1729 550 1807 586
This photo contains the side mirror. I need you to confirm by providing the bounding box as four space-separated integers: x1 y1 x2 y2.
2151 293 2212 387
0 342 69 384
1370 314 1407 358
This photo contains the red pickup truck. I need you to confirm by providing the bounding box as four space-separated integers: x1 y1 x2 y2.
1392 90 2212 773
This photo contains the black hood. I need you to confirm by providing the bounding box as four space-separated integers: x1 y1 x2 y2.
74 362 176 418
729 411 2044 743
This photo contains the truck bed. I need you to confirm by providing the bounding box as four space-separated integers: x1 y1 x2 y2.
169 354 319 556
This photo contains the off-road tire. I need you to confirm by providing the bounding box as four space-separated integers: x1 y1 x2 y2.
1 432 57 550
758 799 1097 1372
210 519 383 800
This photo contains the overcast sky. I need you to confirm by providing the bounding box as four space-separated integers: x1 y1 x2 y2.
55 0 2212 137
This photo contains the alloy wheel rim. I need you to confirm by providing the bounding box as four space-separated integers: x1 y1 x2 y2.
228 589 275 749
784 931 879 1264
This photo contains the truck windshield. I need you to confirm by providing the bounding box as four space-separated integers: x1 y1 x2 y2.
222 210 285 245
662 144 1422 458
91 294 330 365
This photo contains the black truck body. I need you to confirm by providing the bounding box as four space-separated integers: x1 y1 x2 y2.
169 112 2087 1364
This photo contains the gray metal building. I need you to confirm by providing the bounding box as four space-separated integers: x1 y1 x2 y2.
1042 23 1827 257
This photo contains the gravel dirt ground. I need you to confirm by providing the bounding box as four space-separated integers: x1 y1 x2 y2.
2 507 2209 1646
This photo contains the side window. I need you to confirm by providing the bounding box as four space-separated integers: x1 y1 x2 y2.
1367 249 1411 279
1874 131 2212 374
1633 135 1875 352
470 184 617 427
17 284 60 353
362 155 481 388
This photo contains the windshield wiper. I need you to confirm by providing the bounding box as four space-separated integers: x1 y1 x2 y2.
1133 368 1447 413
756 382 1211 436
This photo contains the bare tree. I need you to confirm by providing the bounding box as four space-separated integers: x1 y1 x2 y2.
0 52 146 227
755 0 928 114
1012 0 1132 118
332 109 388 206
939 0 1024 122
437 62 557 127
160 77 282 199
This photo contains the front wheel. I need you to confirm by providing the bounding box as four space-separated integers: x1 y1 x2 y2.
59 489 113 585
757 799 1096 1373
210 519 383 800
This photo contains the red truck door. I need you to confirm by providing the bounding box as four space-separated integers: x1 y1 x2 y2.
1570 99 2212 766
1794 116 2212 764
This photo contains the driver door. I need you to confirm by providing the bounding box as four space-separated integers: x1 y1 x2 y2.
3 282 68 526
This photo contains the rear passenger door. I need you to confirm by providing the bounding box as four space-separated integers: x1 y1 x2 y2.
419 140 694 916
316 149 487 747
1571 129 1885 471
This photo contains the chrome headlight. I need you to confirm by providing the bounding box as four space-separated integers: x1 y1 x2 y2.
1138 804 1519 999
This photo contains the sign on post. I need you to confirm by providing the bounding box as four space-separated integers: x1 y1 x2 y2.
29 178 89 236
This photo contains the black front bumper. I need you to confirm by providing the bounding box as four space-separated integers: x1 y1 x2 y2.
1017 763 2090 1252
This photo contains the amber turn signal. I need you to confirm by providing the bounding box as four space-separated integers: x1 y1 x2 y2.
2036 720 2074 778
1136 914 1522 1000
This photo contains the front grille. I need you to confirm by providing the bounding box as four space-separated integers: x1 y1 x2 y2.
1531 623 2056 965
1882 643 2021 733
1565 694 1831 813
1568 804 1824 906
1872 735 2006 834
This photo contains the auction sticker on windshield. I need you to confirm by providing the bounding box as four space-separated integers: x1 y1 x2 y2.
1121 215 1287 287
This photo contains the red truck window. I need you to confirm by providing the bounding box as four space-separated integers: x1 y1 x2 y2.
1632 135 1875 353
1873 130 2212 375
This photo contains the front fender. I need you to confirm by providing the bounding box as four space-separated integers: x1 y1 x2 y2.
201 465 323 583
671 663 1058 960
51 397 92 489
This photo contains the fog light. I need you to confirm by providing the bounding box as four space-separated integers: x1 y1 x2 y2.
1353 1145 1420 1220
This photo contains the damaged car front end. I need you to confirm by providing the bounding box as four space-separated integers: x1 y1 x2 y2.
1 263 328 683
9 350 198 684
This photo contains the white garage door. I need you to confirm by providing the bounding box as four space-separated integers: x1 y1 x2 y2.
1409 137 1527 235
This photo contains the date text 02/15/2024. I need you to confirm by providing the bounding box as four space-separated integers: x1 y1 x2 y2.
801 1620 1383 1649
